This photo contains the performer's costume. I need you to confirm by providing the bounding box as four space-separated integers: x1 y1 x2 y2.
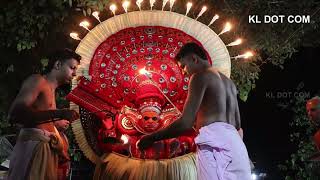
313 130 320 150
66 2 249 179
7 128 61 180
195 122 251 180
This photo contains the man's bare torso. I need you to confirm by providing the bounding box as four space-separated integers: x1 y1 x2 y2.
195 68 239 130
19 75 57 132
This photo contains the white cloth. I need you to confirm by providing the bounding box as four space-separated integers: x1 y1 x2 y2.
8 128 53 180
195 122 251 180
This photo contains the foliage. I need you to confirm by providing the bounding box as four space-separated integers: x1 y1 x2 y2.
217 0 320 100
74 0 110 14
0 113 10 136
1 0 70 51
278 84 320 179
67 131 83 162
231 59 261 101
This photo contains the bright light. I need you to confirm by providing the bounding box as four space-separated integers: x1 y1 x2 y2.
69 32 81 41
92 11 99 16
185 2 192 16
196 6 207 20
169 0 176 11
123 1 130 7
251 173 257 180
139 68 148 75
227 38 242 46
122 1 130 13
121 134 129 144
232 51 254 60
109 4 117 15
139 68 152 79
136 0 143 10
208 14 219 26
79 21 90 31
137 0 144 4
218 22 232 35
150 0 156 10
109 4 116 10
162 0 169 10
92 11 100 22
234 38 242 45
225 22 232 30
244 51 254 59
79 21 89 27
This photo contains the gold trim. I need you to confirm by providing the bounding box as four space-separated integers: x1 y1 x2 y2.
71 119 99 163
94 152 197 180
71 119 197 180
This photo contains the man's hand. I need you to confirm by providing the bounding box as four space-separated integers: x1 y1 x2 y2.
54 120 70 131
136 135 154 150
58 109 79 122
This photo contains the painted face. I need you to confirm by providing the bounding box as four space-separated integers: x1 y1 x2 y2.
138 110 161 132
306 100 320 126
58 58 79 84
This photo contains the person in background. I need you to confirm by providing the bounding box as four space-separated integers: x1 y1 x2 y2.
306 96 320 150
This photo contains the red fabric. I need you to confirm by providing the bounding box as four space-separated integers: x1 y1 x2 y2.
73 26 212 110
66 83 117 119
67 26 209 159
57 162 70 180
314 130 320 150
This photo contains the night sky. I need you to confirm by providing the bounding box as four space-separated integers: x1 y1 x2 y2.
241 47 320 179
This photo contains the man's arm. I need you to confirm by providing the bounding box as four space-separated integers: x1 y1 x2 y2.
8 75 73 125
232 84 244 139
145 72 208 142
232 84 241 130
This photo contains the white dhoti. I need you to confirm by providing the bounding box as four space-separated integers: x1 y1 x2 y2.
195 122 251 180
8 128 59 180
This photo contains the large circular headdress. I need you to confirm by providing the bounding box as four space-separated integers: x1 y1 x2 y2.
68 1 253 179
74 10 231 79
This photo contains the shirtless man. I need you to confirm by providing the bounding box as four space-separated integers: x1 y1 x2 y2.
306 96 320 150
137 43 251 179
306 97 320 175
7 48 80 180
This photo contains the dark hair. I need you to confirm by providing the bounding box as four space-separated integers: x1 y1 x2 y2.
45 48 81 73
175 42 207 61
